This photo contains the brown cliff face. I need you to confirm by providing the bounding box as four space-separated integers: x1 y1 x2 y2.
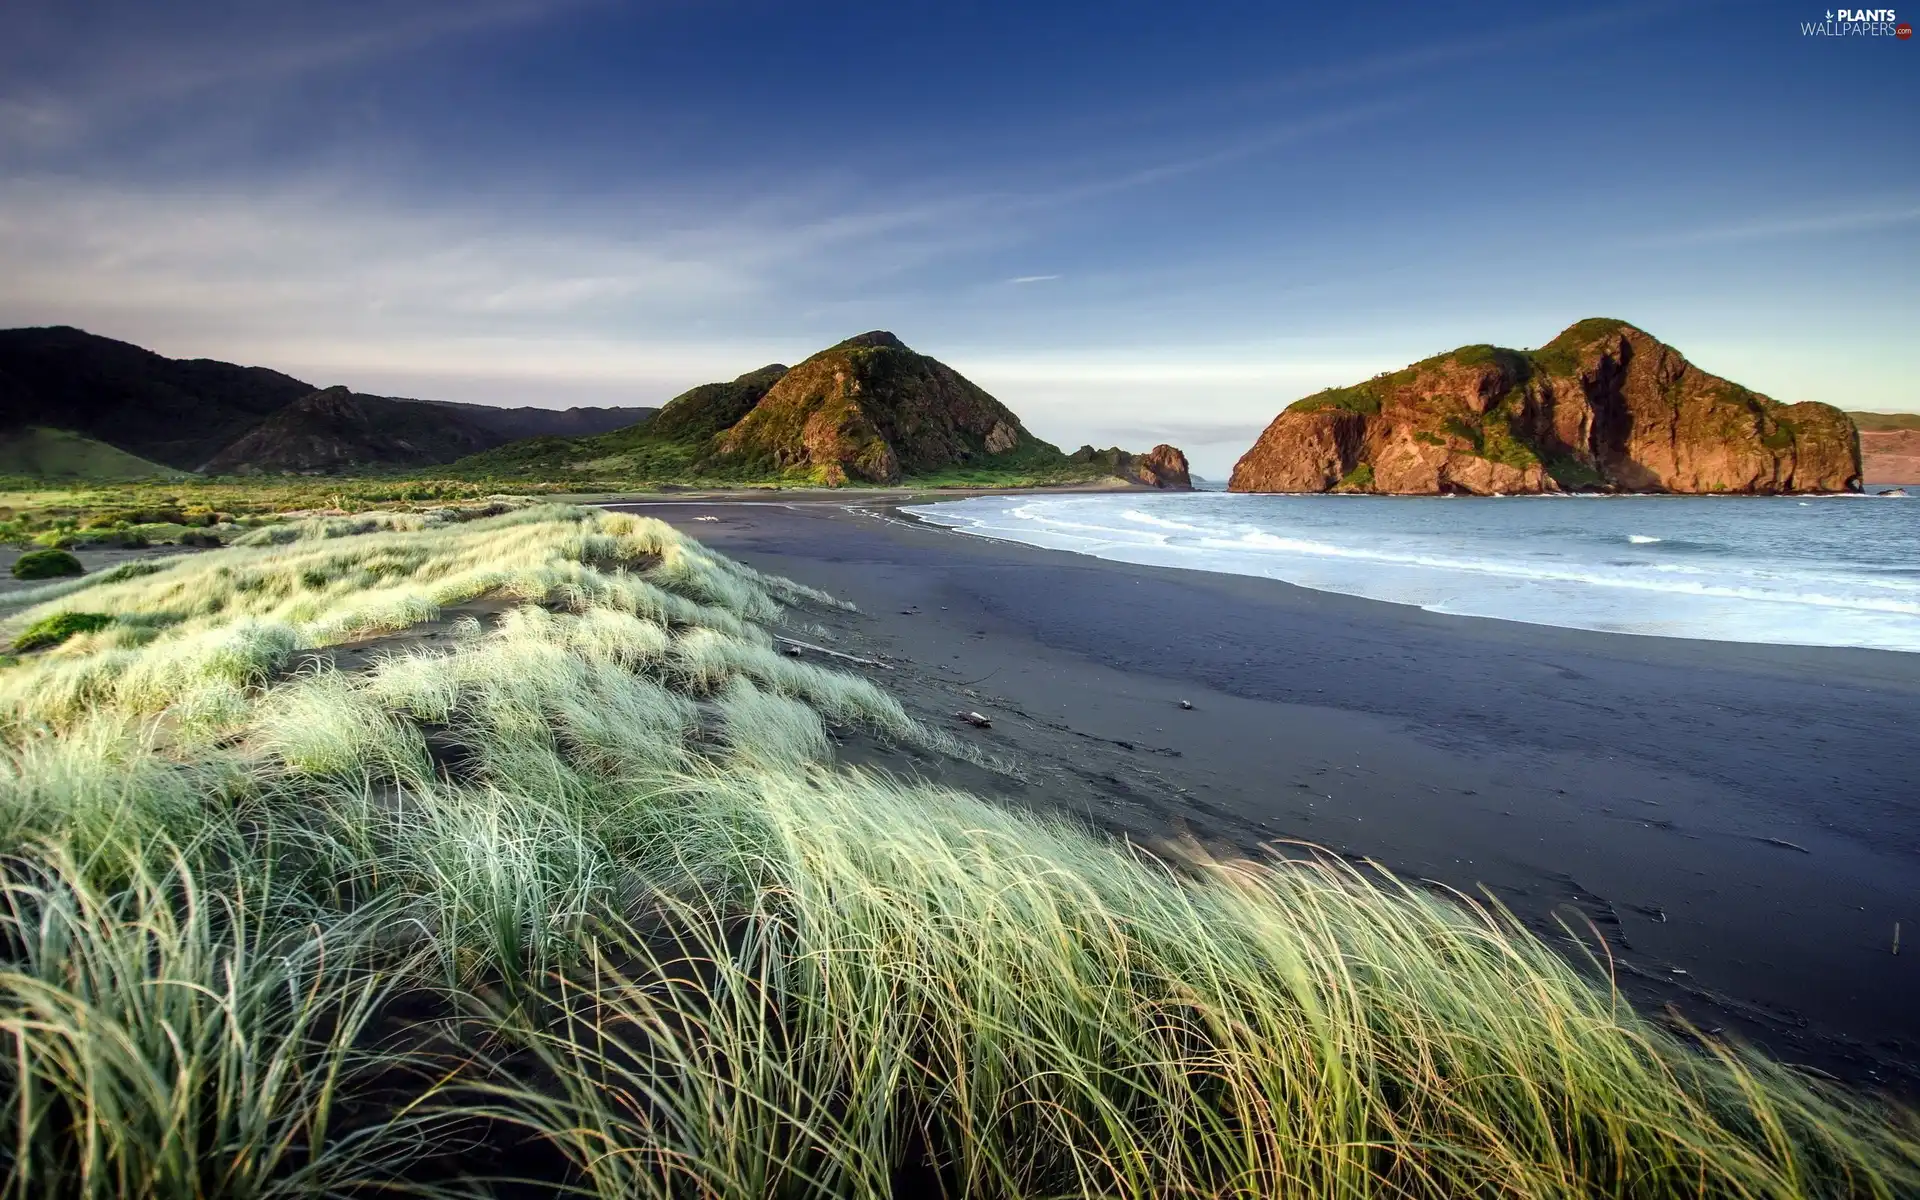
714 332 1049 484
1230 320 1862 495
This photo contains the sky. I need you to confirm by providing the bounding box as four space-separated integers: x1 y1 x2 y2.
1 1 1915 477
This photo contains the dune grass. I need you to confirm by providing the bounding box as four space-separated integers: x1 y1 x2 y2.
0 506 1913 1197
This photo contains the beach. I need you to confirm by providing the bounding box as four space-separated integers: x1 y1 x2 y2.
612 492 1920 1092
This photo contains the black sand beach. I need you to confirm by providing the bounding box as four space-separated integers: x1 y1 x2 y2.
611 493 1920 1091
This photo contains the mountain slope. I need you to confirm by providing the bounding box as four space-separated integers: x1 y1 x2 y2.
0 427 181 480
1846 411 1920 432
201 387 660 475
418 398 658 442
713 332 1055 484
0 326 658 474
450 365 787 479
1231 320 1859 495
0 326 316 469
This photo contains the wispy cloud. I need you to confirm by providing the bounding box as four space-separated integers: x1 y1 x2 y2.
1008 274 1061 284
1636 203 1920 246
0 171 1039 399
0 0 593 152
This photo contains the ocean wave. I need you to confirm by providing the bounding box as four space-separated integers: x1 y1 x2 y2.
1122 509 1208 532
904 494 1920 651
1192 531 1920 616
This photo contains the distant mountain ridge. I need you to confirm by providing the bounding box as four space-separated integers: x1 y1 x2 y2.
0 326 317 469
1231 319 1860 495
0 324 1192 487
0 326 656 474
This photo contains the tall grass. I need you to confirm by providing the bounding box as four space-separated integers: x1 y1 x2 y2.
0 506 1912 1197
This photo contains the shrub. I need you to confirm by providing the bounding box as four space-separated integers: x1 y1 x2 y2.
14 612 113 652
11 548 83 580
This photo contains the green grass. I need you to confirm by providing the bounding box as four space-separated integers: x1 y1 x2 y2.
1526 318 1634 377
0 427 182 482
13 611 113 652
0 508 1913 1196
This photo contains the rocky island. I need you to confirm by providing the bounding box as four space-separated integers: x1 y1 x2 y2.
1230 319 1861 495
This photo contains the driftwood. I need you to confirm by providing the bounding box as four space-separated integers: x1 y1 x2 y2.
773 636 891 669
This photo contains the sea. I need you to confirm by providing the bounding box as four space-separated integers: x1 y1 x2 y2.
904 486 1920 653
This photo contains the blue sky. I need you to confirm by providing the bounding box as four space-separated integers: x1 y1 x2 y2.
1 1 1914 475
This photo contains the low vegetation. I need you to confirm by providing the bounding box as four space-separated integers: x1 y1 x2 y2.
0 506 1914 1196
0 427 182 483
12 610 112 652
10 547 83 580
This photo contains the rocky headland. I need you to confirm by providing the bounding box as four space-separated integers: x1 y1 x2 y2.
1067 443 1193 489
1230 319 1861 495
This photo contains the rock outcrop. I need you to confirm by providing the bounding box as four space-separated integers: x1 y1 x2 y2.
714 332 1053 484
1069 444 1193 489
1231 320 1861 495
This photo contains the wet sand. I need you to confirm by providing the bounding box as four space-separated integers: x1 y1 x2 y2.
616 494 1920 1092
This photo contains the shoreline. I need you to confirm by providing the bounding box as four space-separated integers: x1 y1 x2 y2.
887 492 1920 657
612 493 1920 1094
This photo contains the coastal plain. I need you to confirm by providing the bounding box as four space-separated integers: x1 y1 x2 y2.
618 493 1920 1091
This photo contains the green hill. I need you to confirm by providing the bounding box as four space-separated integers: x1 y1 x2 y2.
0 426 182 480
1848 411 1920 432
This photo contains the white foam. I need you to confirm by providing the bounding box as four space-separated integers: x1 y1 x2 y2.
902 493 1920 653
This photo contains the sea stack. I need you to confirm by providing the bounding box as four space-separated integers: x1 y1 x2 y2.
1229 319 1861 495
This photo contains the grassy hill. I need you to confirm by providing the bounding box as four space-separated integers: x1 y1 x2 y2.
1848 411 1920 432
0 426 182 481
452 346 1132 488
